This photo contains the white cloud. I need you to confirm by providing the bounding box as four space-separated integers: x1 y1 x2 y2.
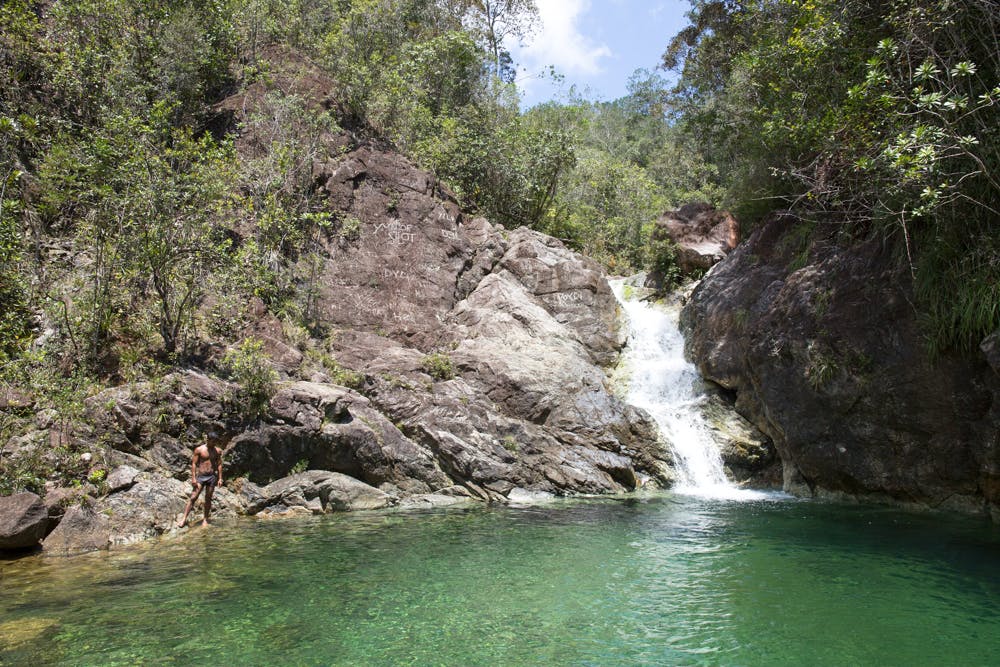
516 0 612 77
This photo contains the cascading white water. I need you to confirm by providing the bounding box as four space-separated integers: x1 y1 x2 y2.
610 278 763 500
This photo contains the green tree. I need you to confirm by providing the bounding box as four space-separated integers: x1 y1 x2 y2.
664 0 1000 352
37 104 234 362
459 0 539 81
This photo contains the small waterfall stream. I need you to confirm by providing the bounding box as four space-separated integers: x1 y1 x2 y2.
610 278 764 500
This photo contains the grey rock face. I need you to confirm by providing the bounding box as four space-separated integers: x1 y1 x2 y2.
43 505 111 553
257 470 390 515
0 492 49 549
681 213 1000 512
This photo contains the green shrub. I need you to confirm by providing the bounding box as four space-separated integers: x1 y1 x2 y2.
338 215 362 241
222 338 277 420
304 349 365 390
646 237 682 289
420 353 455 381
805 343 840 391
0 441 51 496
500 435 519 453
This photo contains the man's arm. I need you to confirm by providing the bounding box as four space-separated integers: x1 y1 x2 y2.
215 448 224 486
190 448 198 486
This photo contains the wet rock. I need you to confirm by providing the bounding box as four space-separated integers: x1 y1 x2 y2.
700 392 778 484
395 493 474 510
0 492 49 549
506 487 556 504
43 504 111 553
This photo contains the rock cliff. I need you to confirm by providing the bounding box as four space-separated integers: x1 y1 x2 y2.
681 213 1000 516
1 49 671 553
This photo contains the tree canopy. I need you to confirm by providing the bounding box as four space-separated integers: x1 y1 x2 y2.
664 0 999 354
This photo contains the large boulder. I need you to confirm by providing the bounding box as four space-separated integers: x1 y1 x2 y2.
226 382 450 493
43 504 111 553
681 212 1000 513
0 492 48 549
100 472 240 544
649 203 740 282
256 470 391 515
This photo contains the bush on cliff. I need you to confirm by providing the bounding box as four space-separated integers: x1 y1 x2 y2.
222 339 278 422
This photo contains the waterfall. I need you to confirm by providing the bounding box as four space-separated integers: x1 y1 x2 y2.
610 278 762 500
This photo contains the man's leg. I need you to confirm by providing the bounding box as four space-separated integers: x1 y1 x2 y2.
202 485 214 526
178 483 202 528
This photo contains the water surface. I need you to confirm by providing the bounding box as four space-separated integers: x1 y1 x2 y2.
2 495 999 666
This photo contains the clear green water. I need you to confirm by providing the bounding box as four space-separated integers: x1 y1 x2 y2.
2 494 1000 666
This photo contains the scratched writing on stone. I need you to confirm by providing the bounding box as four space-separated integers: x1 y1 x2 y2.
372 221 415 245
348 294 385 319
548 292 588 306
381 268 409 280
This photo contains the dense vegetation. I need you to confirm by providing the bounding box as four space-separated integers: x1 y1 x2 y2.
664 0 999 354
1 0 996 492
0 0 701 492
0 0 711 376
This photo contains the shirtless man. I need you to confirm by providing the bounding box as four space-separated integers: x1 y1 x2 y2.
177 436 224 528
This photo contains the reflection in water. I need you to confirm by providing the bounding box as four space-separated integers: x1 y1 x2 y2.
2 497 999 666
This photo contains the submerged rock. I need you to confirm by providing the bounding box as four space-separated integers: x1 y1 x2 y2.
0 617 60 650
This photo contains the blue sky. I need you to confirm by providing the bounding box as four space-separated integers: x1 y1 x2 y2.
510 0 693 107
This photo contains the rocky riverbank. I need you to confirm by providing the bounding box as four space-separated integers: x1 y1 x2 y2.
0 51 677 554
